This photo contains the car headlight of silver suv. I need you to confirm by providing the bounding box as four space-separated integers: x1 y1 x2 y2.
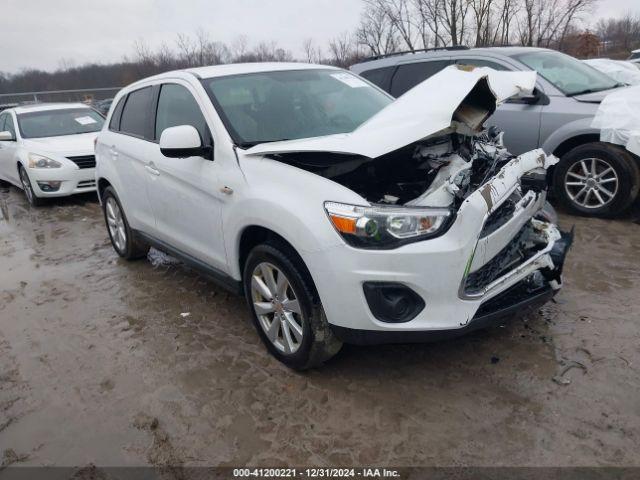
324 201 453 249
28 153 62 169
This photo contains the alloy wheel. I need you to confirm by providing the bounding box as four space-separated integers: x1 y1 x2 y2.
250 262 304 355
105 197 127 252
19 168 34 204
564 157 619 209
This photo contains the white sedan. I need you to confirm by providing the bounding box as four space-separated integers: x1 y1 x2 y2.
583 58 640 86
0 103 104 206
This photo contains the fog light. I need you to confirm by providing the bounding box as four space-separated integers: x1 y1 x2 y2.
37 181 61 192
363 282 425 323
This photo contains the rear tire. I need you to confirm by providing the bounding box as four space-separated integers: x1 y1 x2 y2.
553 143 639 217
243 241 342 370
101 186 149 260
18 165 46 207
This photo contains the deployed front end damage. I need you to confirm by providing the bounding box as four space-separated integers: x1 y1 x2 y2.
245 66 573 341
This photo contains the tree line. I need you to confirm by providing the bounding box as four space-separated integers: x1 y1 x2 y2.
1 1 639 95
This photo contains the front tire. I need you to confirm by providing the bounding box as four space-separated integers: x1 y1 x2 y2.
18 165 45 207
101 186 149 260
553 143 640 217
243 242 342 370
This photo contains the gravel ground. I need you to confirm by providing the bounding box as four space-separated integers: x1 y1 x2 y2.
0 185 639 469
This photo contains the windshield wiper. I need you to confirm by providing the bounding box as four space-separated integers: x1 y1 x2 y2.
237 139 291 149
568 85 623 97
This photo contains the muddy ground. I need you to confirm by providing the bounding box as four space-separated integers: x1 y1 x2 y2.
0 184 639 469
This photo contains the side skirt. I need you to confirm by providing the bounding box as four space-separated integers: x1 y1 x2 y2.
134 230 243 296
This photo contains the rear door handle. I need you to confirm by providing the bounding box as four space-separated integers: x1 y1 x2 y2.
145 164 160 176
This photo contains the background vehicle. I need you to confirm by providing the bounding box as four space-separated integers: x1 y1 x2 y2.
583 58 640 85
0 103 104 206
96 63 569 369
628 49 640 65
351 47 640 217
94 98 113 116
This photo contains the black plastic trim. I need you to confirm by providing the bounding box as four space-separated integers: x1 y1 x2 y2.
331 285 555 345
134 230 242 295
363 282 425 323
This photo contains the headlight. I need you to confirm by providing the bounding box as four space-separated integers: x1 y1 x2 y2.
28 154 62 169
324 201 452 249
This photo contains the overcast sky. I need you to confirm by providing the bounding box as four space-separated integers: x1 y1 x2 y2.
1 0 638 74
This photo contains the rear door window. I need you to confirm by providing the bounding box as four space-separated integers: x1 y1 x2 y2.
390 60 452 97
119 87 153 139
0 113 6 132
154 84 209 142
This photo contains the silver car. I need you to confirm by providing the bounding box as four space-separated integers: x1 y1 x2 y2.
352 47 640 217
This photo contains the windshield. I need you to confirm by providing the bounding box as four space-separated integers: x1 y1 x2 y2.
203 69 393 147
514 51 621 96
18 108 104 139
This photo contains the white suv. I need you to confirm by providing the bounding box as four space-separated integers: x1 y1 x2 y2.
0 103 104 206
95 63 571 369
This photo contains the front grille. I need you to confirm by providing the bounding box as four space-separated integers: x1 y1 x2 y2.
465 223 543 294
67 155 96 169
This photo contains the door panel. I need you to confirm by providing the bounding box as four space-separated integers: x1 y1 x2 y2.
146 152 226 270
145 82 226 271
489 101 543 155
108 132 157 233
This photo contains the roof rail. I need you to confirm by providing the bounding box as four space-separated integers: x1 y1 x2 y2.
359 45 470 63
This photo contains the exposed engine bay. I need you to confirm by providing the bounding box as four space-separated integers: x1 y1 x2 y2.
266 125 518 209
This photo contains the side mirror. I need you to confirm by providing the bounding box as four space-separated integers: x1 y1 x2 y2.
0 131 15 141
518 92 539 105
507 88 548 106
159 125 211 159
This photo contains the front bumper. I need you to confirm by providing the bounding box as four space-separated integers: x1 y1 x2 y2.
331 282 555 345
305 149 570 339
28 166 96 196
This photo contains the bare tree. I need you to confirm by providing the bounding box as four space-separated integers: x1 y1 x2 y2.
302 38 323 63
413 0 447 48
441 0 470 46
356 2 400 55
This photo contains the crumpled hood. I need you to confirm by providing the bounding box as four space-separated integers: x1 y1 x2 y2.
22 132 98 155
244 66 536 159
592 85 640 156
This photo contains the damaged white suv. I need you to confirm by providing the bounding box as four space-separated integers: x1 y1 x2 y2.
96 63 572 369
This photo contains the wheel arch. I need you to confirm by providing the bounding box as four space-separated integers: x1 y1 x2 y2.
235 224 323 301
97 177 112 202
552 133 601 159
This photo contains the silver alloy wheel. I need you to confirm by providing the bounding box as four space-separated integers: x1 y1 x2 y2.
105 196 127 252
565 157 619 209
19 168 34 204
250 262 304 354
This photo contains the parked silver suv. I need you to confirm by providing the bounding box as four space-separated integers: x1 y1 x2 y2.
352 47 640 217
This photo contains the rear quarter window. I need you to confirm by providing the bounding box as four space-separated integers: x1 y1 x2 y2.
119 87 153 139
390 60 452 97
359 66 395 93
108 96 126 132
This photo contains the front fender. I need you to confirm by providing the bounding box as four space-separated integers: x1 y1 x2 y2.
224 156 366 280
541 116 599 155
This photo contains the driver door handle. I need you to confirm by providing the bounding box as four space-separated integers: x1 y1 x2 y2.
145 164 160 176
